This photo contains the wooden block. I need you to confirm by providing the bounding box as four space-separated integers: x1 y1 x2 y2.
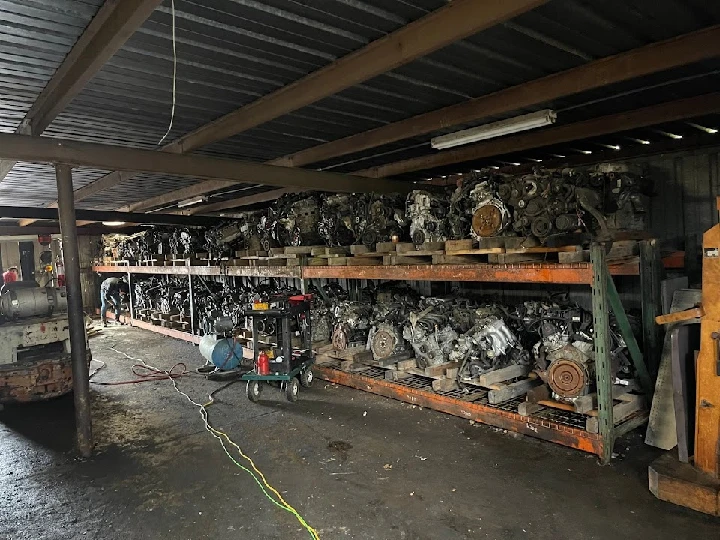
502 236 539 249
432 378 459 392
385 370 412 381
445 239 474 251
648 453 720 516
350 244 370 255
488 379 539 404
424 361 458 378
559 250 590 263
433 254 484 264
445 367 459 379
326 256 348 266
307 257 329 266
607 240 639 261
284 245 318 255
525 384 551 403
340 359 355 371
285 258 301 267
477 364 531 387
586 394 645 433
311 246 349 256
393 242 416 253
346 256 383 266
375 241 398 253
518 402 544 417
396 358 417 371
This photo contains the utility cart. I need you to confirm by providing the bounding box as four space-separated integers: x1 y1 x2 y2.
242 294 314 402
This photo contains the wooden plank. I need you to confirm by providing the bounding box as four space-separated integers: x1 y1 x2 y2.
488 379 539 404
397 241 446 253
559 250 590 263
444 248 505 256
432 378 459 392
397 358 417 371
444 239 474 252
385 370 412 381
518 402 544 417
505 245 580 254
477 364 531 386
433 254 490 264
311 246 350 256
586 394 644 434
350 244 370 255
346 256 383 266
489 253 546 264
375 241 398 253
424 362 459 378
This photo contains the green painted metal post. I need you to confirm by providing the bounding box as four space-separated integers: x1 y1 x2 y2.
605 273 653 400
640 239 662 377
591 243 614 464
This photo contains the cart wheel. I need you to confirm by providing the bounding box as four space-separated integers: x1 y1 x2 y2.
285 377 300 402
300 368 314 388
246 380 262 402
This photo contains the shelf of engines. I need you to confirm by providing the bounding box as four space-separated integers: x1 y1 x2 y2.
93 261 639 284
92 265 302 279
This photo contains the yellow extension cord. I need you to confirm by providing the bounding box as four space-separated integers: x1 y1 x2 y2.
107 347 320 539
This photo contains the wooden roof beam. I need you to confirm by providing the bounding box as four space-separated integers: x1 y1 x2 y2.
0 134 410 194
352 93 720 177
165 0 547 154
271 25 720 168
0 0 163 182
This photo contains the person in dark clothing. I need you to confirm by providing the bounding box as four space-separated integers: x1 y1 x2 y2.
100 277 129 327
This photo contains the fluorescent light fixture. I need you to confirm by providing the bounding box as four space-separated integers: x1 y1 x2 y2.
687 122 718 134
550 153 566 158
489 166 500 170
526 157 543 162
431 109 557 150
624 137 650 145
654 129 682 140
102 221 126 227
573 149 593 155
177 196 207 208
596 143 620 151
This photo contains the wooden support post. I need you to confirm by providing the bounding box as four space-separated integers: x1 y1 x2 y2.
591 244 614 464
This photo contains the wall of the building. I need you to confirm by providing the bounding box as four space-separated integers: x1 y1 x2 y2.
638 148 720 242
0 237 54 283
78 236 101 311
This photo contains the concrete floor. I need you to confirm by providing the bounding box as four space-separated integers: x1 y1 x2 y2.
1 326 718 540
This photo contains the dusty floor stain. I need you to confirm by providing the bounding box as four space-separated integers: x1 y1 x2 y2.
0 326 718 539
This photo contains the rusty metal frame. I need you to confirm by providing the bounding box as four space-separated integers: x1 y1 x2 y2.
93 265 302 279
315 364 602 455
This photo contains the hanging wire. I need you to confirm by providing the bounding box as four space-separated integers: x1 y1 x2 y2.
157 0 177 146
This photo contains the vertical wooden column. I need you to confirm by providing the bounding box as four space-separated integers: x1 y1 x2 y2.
695 216 720 476
56 163 93 457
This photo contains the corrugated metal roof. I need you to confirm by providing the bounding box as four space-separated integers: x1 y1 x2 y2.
0 0 719 213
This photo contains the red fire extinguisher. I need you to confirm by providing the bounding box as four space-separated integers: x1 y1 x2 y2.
257 350 270 375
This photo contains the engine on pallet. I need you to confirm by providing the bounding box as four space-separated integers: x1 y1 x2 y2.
514 300 632 401
275 194 323 247
452 307 530 381
331 301 374 350
308 283 348 344
402 299 458 368
319 193 407 247
448 165 650 243
406 190 449 247
366 284 420 360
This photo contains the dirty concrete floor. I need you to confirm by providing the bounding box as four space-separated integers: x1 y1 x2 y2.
1 326 717 540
